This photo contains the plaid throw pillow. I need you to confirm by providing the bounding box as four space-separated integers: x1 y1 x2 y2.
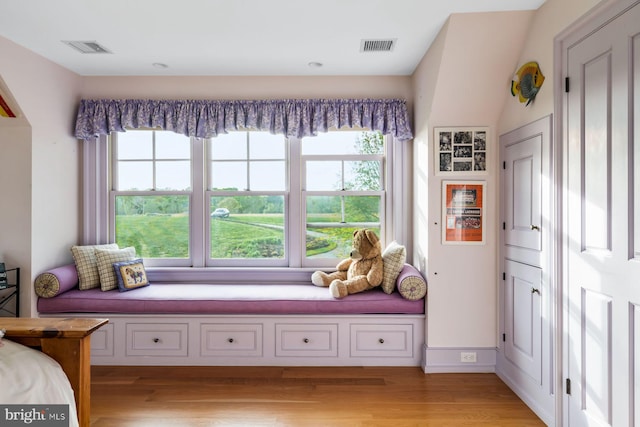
95 247 136 291
71 244 119 290
381 241 406 294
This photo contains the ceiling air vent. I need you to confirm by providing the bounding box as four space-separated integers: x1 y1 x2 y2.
62 40 112 54
360 39 396 53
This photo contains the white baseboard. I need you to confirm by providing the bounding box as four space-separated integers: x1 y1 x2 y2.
422 345 497 373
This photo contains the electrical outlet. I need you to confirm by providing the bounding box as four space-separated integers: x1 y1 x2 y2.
461 352 477 363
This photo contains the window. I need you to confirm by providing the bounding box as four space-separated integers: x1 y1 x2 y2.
112 131 192 265
208 132 287 265
107 129 401 270
302 132 384 265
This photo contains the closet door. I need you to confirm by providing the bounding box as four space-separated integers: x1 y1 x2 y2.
564 2 640 425
498 115 553 425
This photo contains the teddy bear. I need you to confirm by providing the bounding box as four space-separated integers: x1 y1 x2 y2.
311 228 384 298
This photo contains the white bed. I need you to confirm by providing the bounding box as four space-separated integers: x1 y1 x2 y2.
0 335 79 427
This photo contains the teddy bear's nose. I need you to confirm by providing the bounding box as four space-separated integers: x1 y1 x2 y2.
350 249 362 260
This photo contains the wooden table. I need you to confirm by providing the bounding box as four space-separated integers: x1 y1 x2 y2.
0 317 108 427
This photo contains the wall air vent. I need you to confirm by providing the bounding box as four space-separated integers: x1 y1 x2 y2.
62 40 112 54
360 39 396 53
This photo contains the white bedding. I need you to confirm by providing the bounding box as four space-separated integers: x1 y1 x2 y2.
0 338 79 427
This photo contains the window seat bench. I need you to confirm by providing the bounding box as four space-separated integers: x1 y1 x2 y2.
35 264 426 367
37 282 424 315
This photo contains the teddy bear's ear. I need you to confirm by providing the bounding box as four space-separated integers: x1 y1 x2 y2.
364 229 379 245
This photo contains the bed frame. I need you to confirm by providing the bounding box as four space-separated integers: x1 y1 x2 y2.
0 317 108 427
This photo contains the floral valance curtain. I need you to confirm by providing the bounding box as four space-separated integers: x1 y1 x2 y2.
74 98 413 141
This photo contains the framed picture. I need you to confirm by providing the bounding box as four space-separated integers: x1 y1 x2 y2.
0 262 6 286
435 127 488 175
441 180 486 245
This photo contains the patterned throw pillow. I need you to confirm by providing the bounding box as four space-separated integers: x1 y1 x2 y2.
95 247 136 291
381 241 406 294
71 244 119 290
113 259 150 292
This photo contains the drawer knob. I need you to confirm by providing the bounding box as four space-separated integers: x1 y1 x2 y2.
303 338 310 343
379 338 385 344
152 338 160 343
228 338 234 343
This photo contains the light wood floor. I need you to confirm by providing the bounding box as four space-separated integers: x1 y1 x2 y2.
90 366 545 426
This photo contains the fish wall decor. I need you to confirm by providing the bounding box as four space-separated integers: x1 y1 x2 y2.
511 61 545 106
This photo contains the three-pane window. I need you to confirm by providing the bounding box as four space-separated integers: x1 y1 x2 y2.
111 129 388 267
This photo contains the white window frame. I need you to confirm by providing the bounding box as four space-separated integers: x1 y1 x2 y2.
109 131 202 267
206 131 289 267
83 129 411 280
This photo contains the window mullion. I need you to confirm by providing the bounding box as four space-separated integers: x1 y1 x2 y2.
245 132 251 191
191 137 205 267
152 131 157 190
288 137 302 267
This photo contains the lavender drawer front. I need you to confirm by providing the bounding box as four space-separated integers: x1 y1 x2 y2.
126 323 188 356
275 323 338 357
350 324 413 357
200 324 263 357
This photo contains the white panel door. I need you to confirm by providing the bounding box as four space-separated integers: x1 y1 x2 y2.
565 3 640 426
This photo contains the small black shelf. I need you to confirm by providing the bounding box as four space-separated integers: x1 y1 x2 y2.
0 267 20 317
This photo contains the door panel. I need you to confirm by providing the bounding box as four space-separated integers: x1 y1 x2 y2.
504 259 542 384
505 135 542 252
580 289 612 425
582 52 611 253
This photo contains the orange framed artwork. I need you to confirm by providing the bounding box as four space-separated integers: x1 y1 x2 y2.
441 180 486 245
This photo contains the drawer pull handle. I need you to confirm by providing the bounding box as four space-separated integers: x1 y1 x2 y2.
152 338 160 343
379 338 385 344
303 338 310 343
530 224 540 231
228 338 234 343
531 288 540 295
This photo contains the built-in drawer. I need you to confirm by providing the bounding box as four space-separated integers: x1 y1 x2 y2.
275 323 338 357
201 323 263 357
126 323 188 357
90 322 114 357
350 324 413 357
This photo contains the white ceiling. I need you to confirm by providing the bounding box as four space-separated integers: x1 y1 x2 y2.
0 0 545 76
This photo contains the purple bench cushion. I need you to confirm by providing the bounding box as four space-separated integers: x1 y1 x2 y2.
37 283 424 315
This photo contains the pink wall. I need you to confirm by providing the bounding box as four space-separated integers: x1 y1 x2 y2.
412 11 533 349
0 35 83 316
